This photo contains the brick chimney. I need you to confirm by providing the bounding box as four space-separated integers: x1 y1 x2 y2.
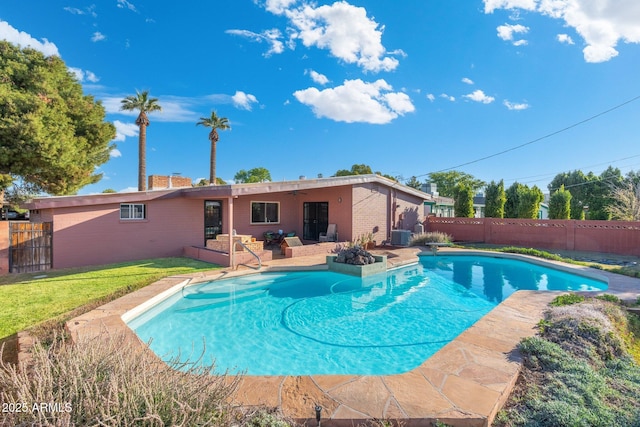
148 175 192 190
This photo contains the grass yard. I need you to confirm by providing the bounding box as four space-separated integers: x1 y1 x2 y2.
0 257 219 340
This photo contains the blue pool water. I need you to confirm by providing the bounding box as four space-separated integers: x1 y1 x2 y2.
127 255 607 376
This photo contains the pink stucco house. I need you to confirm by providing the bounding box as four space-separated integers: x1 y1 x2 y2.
26 174 432 269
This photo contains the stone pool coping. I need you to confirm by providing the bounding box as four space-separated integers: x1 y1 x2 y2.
65 248 640 427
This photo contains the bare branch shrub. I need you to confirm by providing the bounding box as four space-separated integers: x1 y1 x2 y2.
0 332 242 426
606 180 640 221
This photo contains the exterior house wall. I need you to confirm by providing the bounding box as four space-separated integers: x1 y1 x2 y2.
393 189 425 233
351 184 425 244
24 176 430 270
229 186 353 242
352 184 389 244
50 198 203 269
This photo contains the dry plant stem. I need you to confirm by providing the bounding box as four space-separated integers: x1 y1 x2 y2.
0 331 241 426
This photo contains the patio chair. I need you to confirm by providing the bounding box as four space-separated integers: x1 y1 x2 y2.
319 224 337 242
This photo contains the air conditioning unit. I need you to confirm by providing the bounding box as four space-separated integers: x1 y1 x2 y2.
391 230 411 246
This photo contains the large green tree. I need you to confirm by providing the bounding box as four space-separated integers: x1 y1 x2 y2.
518 185 544 219
505 182 543 219
548 184 572 219
505 182 523 218
453 184 474 218
0 41 115 203
427 171 485 198
197 111 230 186
484 180 506 218
121 90 162 191
234 167 272 183
334 164 373 176
587 166 623 220
548 170 592 219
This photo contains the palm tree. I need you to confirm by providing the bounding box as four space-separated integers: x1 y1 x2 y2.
196 111 230 185
120 90 162 191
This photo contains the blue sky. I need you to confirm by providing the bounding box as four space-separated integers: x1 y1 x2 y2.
1 0 639 194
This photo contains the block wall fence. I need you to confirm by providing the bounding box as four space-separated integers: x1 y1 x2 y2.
426 217 640 257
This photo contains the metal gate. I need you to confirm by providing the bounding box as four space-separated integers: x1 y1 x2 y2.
9 222 53 273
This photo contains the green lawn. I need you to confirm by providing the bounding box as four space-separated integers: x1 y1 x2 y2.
0 258 219 340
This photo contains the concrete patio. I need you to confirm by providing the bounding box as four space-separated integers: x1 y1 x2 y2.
64 247 640 427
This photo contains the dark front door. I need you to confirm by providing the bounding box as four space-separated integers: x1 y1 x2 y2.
204 200 222 244
303 202 329 241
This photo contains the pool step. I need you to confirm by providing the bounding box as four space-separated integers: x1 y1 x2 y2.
182 273 307 299
177 289 268 312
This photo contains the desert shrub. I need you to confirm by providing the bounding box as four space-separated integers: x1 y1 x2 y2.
496 299 640 426
409 232 452 246
0 333 242 426
550 293 585 307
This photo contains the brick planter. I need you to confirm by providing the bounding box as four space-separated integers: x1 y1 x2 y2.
326 255 387 277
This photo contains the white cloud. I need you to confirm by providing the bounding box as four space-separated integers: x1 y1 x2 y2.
284 1 399 72
504 100 530 110
426 93 435 102
110 148 122 158
293 79 414 124
497 23 529 45
0 20 59 56
263 0 298 15
440 93 456 102
484 0 537 13
63 7 85 15
64 5 97 17
104 95 198 122
69 67 100 83
232 91 259 110
91 32 106 42
308 69 329 85
226 28 284 56
557 34 575 44
117 0 137 12
463 89 495 104
112 120 139 142
484 0 640 63
462 77 474 85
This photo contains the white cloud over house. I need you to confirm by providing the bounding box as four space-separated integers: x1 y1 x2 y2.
240 1 401 73
112 120 139 142
225 29 285 56
504 100 530 110
484 0 640 63
293 79 414 124
0 20 59 56
463 89 495 104
497 23 529 45
91 32 106 42
232 91 259 110
308 69 329 85
69 67 100 83
557 34 575 45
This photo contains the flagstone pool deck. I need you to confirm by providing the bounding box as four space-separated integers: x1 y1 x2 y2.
65 247 640 427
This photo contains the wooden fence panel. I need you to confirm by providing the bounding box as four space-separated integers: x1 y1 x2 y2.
9 222 52 273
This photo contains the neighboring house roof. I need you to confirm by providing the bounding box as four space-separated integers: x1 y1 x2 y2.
27 174 433 210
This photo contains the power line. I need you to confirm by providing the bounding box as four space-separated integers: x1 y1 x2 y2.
417 94 640 177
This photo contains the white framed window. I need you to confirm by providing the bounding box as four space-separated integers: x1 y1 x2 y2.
120 203 146 220
251 201 279 224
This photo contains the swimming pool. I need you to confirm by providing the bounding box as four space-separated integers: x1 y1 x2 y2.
126 255 607 376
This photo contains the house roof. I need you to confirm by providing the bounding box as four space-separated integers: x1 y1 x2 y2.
26 174 433 210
